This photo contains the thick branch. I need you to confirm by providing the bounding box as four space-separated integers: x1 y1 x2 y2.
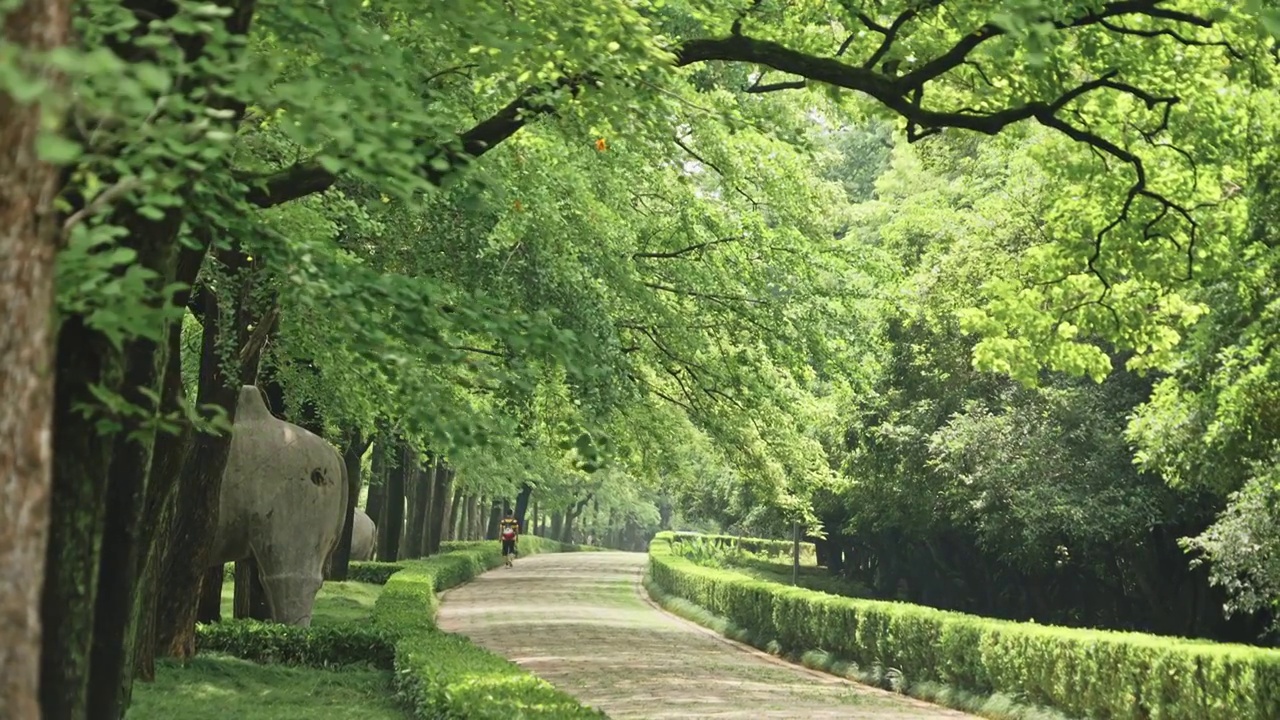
643 282 765 305
856 2 944 70
745 78 806 93
240 0 1221 231
1097 19 1241 58
244 76 591 208
632 236 741 260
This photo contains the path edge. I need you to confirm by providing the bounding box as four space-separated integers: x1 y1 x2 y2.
632 556 981 718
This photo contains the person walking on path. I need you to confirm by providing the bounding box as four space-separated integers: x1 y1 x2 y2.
499 511 520 567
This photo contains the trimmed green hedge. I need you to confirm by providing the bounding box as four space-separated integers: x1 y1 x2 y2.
666 531 816 560
348 561 406 585
650 531 1280 720
392 627 606 719
200 536 602 718
196 620 394 668
374 536 606 718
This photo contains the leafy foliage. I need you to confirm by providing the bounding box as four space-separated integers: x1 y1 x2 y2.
21 0 1280 713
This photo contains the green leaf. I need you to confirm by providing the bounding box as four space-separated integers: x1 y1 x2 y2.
35 133 81 164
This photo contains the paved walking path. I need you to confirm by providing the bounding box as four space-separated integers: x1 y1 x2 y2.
436 551 976 719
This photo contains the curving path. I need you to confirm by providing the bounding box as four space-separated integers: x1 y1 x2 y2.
437 551 976 719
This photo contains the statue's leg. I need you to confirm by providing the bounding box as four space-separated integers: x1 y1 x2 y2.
254 544 323 627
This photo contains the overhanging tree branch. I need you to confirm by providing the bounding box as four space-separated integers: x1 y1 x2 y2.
242 0 1224 290
632 235 742 260
643 282 766 305
243 75 594 208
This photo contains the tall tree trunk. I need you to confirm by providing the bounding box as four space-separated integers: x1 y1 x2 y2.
448 487 463 541
658 496 673 530
400 462 418 557
562 511 577 544
329 429 370 580
427 465 454 554
53 6 260 715
153 262 263 659
486 500 502 540
404 456 432 559
0 1 68 715
232 559 270 620
424 463 441 552
514 483 533 534
130 318 190 682
561 495 591 544
550 512 564 541
469 496 484 540
397 462 417 557
379 440 406 562
86 213 190 719
196 567 223 623
366 435 386 540
459 496 473 542
41 320 120 720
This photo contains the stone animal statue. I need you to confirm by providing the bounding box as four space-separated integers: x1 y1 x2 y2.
350 509 377 562
209 385 349 626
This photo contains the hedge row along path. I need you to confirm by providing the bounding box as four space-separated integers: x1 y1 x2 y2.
437 551 976 718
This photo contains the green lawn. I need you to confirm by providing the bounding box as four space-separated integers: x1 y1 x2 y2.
128 654 404 720
218 579 384 626
130 580 395 719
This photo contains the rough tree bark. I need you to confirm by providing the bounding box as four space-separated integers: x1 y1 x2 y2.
404 456 433 559
458 495 472 542
395 462 417 558
378 440 406 562
428 466 455 554
328 429 370 579
41 316 121 720
485 501 502 540
48 4 260 715
0 1 69 716
453 481 468 538
195 567 223 623
469 496 484 540
658 496 673 530
129 314 193 682
232 560 270 620
153 258 266 658
366 436 386 542
513 483 533 535
85 205 192 720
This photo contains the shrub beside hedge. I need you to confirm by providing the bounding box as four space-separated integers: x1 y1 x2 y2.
348 561 406 585
196 620 395 668
650 531 1280 720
